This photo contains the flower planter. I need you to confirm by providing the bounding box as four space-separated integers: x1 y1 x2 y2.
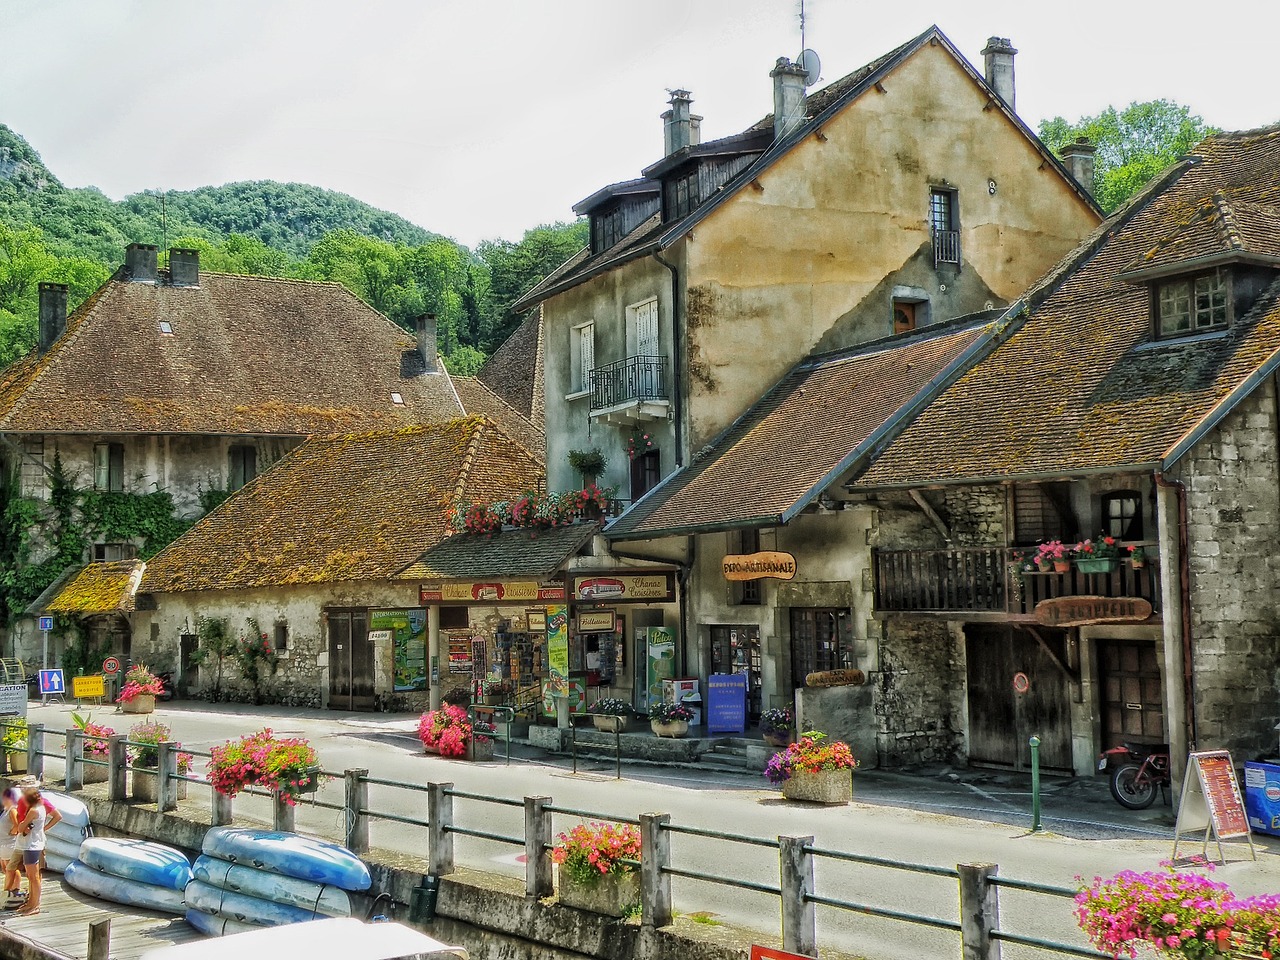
593 715 626 734
467 739 494 762
781 768 853 805
1076 558 1118 574
6 751 27 774
558 868 641 917
122 693 156 715
762 731 790 748
1052 560 1071 574
650 719 689 739
132 769 159 802
1131 559 1147 569
1036 561 1053 573
83 762 109 784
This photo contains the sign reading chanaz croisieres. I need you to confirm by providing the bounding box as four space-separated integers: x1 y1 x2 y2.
1033 595 1153 628
721 551 797 582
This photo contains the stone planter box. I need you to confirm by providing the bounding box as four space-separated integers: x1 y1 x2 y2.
558 868 640 917
781 768 853 805
83 761 109 784
650 719 689 739
6 751 27 774
762 731 790 748
134 770 189 802
467 738 494 762
592 715 626 734
122 694 156 715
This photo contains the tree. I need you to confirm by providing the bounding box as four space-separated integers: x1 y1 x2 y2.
1039 100 1220 213
477 221 588 351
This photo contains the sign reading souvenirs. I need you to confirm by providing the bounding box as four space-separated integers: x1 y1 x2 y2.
419 580 566 604
721 551 798 582
1173 750 1255 863
804 669 865 688
1033 596 1153 628
576 610 617 633
574 573 675 603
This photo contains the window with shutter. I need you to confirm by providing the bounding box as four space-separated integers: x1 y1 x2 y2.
631 299 660 357
93 443 125 492
579 323 595 393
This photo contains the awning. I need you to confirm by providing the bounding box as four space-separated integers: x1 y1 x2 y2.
27 560 145 617
397 523 601 582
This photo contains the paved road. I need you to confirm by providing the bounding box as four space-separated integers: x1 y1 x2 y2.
31 701 1280 960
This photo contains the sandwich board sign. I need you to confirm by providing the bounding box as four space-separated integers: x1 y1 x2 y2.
1173 750 1255 863
0 685 26 718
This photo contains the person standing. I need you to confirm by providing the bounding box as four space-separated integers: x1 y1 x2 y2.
0 789 21 909
15 782 55 917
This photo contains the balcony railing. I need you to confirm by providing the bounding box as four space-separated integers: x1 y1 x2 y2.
590 355 668 411
933 229 960 265
872 545 1161 617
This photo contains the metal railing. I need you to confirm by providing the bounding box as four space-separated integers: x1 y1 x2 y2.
933 228 960 265
590 354 668 411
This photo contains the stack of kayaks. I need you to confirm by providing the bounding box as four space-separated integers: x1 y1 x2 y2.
42 792 91 873
64 838 191 914
185 828 369 937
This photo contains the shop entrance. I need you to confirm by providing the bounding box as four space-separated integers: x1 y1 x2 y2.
327 608 374 710
711 625 762 721
965 624 1073 772
1098 639 1164 746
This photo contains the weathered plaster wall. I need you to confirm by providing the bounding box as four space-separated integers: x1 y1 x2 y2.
1177 379 1280 758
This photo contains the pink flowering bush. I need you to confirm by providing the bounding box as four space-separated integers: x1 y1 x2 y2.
552 822 641 885
1076 862 1280 958
72 713 115 758
208 728 320 805
118 664 164 703
417 705 479 758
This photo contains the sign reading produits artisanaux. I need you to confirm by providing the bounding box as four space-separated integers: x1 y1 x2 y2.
1033 595 1153 628
574 573 675 603
419 580 566 604
721 551 797 582
576 610 617 633
804 669 865 689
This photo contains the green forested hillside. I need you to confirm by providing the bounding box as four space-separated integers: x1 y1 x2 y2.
0 122 586 370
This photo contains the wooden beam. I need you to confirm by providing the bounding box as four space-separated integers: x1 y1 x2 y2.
1025 626 1076 681
908 490 951 542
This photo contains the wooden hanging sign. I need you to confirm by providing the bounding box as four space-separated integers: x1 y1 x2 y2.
722 551 797 582
1033 596 1152 628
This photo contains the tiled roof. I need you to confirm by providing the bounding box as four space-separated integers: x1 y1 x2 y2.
858 123 1280 488
1121 191 1280 278
607 320 995 539
477 307 544 427
397 523 599 581
0 270 463 435
31 561 144 616
515 25 1099 310
453 375 545 459
140 418 544 593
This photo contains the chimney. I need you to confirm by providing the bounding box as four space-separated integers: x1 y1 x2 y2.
1061 137 1097 197
37 283 68 354
169 248 200 286
416 314 438 374
770 57 809 140
662 89 702 156
980 37 1017 111
125 243 158 283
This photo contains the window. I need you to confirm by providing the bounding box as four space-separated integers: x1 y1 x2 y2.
93 542 138 562
1158 270 1228 336
930 188 960 265
1102 491 1143 541
893 300 917 334
19 438 44 499
274 621 289 652
93 442 125 492
734 528 761 605
627 299 660 357
592 207 627 254
228 445 257 492
570 322 595 395
664 168 700 220
631 449 661 501
439 606 468 630
789 608 852 687
158 321 174 335
1013 483 1074 546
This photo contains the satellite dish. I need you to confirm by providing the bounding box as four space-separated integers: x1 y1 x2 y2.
798 48 821 86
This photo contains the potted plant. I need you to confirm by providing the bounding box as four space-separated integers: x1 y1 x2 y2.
587 698 630 733
649 702 693 738
72 713 115 784
765 730 858 804
567 448 608 485
208 728 320 806
1128 544 1148 569
468 719 494 762
551 822 642 917
1034 540 1070 574
2 719 28 774
119 664 163 715
1075 534 1121 574
129 719 171 803
759 707 793 748
481 677 510 706
417 705 475 759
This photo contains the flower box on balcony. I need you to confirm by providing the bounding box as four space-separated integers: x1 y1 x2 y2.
1076 558 1118 574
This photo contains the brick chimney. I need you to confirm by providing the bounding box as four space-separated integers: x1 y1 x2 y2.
770 57 808 140
1061 137 1097 197
416 314 438 374
125 243 158 283
169 248 200 286
980 37 1017 111
38 283 68 354
662 90 702 156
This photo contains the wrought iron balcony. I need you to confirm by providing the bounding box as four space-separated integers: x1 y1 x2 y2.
589 355 670 424
872 545 1161 619
933 229 960 266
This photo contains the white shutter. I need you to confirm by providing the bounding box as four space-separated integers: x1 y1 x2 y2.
579 323 595 392
636 300 659 356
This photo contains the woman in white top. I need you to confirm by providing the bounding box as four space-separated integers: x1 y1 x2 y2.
16 789 46 916
0 789 20 908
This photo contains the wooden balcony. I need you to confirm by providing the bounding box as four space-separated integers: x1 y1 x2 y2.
872 545 1161 619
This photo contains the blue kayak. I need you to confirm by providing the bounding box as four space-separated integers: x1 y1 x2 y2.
192 855 351 917
185 879 321 927
65 860 186 915
201 828 370 891
185 907 260 938
80 837 191 891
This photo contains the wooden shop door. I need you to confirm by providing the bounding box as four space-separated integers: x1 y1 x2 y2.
1098 639 1164 746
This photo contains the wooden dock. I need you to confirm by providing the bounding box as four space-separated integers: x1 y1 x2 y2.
0 876 202 959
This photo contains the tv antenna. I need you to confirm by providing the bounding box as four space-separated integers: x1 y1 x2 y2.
797 0 820 86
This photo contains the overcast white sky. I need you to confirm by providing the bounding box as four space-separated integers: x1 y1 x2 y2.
3 1 1278 247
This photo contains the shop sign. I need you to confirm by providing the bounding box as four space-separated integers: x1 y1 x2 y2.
577 610 617 633
1033 596 1152 628
526 609 547 631
420 580 566 604
804 669 865 689
645 627 677 707
574 573 674 603
371 609 427 692
546 605 570 695
721 551 797 582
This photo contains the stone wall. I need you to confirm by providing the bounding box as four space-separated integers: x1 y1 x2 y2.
796 682 878 769
1178 377 1280 758
874 618 966 766
939 485 1005 545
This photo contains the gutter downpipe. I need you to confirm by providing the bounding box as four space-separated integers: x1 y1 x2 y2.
1154 471 1198 762
651 250 684 468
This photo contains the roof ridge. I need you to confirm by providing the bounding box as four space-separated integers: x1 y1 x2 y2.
1210 190 1245 250
450 417 490 509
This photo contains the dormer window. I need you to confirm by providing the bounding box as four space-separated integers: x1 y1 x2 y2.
1157 268 1229 337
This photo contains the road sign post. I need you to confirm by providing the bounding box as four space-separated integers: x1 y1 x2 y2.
37 616 53 691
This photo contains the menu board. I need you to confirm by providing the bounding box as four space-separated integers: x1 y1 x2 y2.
446 632 473 673
1194 752 1249 838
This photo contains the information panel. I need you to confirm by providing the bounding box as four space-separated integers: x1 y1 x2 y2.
0 684 26 718
706 673 747 735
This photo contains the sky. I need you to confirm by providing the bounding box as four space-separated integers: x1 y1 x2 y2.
3 1 1279 248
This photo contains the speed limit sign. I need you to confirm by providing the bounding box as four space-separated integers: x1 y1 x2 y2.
102 656 122 676
1012 671 1030 695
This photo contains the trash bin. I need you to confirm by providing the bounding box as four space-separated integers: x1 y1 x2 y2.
1243 761 1280 836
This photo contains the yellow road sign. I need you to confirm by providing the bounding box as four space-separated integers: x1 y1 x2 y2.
72 674 106 699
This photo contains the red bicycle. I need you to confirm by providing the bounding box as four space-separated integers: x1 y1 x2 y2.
1098 742 1171 809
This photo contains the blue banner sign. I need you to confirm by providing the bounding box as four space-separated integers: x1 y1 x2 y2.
706 673 747 735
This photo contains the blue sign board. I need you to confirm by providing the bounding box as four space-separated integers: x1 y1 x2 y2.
38 669 64 696
37 616 53 632
706 673 748 735
1245 761 1280 837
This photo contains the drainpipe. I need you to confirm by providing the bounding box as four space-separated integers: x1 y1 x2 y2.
1154 471 1198 753
651 251 684 467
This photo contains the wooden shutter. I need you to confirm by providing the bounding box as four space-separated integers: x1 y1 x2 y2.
635 300 659 356
579 324 595 392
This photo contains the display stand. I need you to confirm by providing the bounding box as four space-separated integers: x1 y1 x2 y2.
1172 750 1255 864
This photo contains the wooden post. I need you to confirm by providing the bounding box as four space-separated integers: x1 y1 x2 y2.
524 795 552 899
87 918 111 960
428 782 454 876
958 862 1001 960
64 727 84 791
27 723 44 780
156 741 177 813
107 735 127 801
272 792 295 832
345 769 369 854
779 835 816 957
212 788 233 826
640 812 672 928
